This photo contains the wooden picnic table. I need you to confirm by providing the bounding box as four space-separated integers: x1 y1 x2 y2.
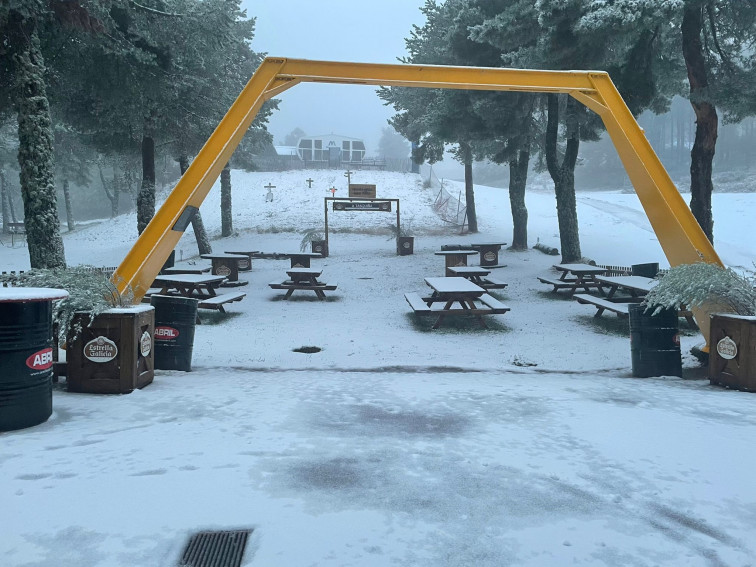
269 268 337 300
447 266 507 290
574 275 695 325
151 274 246 314
200 253 249 286
435 249 479 276
152 274 227 297
538 263 607 295
469 242 507 267
404 277 510 329
224 250 259 271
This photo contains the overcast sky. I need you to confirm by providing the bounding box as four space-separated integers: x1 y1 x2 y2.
241 0 427 154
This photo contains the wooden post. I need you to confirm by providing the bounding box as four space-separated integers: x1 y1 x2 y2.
324 197 329 254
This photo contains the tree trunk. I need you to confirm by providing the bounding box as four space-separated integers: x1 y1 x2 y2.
221 162 233 237
138 133 156 235
62 179 75 231
10 14 66 268
179 155 212 254
545 94 582 263
682 3 717 242
1 169 10 233
460 143 478 233
508 148 530 250
98 164 120 218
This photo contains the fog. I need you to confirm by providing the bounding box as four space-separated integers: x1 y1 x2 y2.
243 0 427 158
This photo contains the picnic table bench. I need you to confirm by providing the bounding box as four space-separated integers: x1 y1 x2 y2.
196 291 246 313
574 293 631 317
269 268 337 300
447 266 507 290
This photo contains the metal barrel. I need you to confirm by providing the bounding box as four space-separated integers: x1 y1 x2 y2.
631 262 659 278
150 295 198 371
629 304 682 378
0 301 54 431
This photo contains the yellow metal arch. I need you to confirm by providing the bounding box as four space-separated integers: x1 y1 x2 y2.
113 58 723 343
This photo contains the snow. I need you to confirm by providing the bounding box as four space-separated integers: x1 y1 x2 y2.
1 169 755 566
0 288 69 303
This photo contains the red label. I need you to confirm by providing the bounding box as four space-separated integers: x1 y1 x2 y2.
26 348 54 370
155 326 179 340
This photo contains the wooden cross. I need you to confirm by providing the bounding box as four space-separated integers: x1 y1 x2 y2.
329 187 337 196
343 169 353 185
306 178 314 188
264 183 276 191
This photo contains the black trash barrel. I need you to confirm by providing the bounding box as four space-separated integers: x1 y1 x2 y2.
0 288 68 431
629 304 682 378
150 295 198 371
631 262 659 278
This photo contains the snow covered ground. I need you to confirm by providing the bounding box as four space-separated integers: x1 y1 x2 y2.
1 170 755 566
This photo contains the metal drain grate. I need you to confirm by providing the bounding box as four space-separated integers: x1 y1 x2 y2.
178 529 252 567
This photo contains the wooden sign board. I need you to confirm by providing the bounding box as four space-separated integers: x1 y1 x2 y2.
333 201 392 212
348 184 377 199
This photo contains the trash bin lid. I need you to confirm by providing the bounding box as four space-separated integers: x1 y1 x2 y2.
0 287 69 303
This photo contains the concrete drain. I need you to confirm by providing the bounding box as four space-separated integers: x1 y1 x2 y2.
293 346 322 354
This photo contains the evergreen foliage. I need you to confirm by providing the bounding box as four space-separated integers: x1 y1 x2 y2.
0 266 133 343
644 263 756 317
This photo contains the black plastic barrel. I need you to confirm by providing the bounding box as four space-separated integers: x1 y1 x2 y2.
631 262 659 278
150 295 198 371
629 304 682 377
0 299 55 431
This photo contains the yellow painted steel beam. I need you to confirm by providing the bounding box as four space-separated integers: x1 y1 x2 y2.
112 59 295 300
113 57 723 345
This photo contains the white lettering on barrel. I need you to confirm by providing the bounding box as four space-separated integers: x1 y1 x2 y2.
26 348 54 370
155 326 179 340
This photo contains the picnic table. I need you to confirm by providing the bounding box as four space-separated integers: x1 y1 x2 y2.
268 268 337 300
224 250 259 271
469 242 507 267
151 274 246 314
573 275 655 317
285 252 323 269
200 253 248 286
447 266 507 290
537 263 607 295
404 276 510 329
574 275 696 325
435 249 478 276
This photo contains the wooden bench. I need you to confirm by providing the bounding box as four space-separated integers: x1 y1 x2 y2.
478 294 511 314
197 291 246 313
480 277 508 290
404 292 433 314
269 281 337 300
574 293 631 317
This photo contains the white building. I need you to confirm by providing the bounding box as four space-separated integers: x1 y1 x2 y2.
296 134 366 167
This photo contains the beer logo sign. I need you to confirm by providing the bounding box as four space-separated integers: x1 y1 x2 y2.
155 326 179 341
716 336 737 360
140 331 152 357
84 336 118 363
26 348 54 371
484 251 497 263
216 264 231 276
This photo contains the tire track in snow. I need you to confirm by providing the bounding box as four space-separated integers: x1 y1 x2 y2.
579 196 654 234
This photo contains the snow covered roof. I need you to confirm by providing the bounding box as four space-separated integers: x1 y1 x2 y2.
273 145 299 156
